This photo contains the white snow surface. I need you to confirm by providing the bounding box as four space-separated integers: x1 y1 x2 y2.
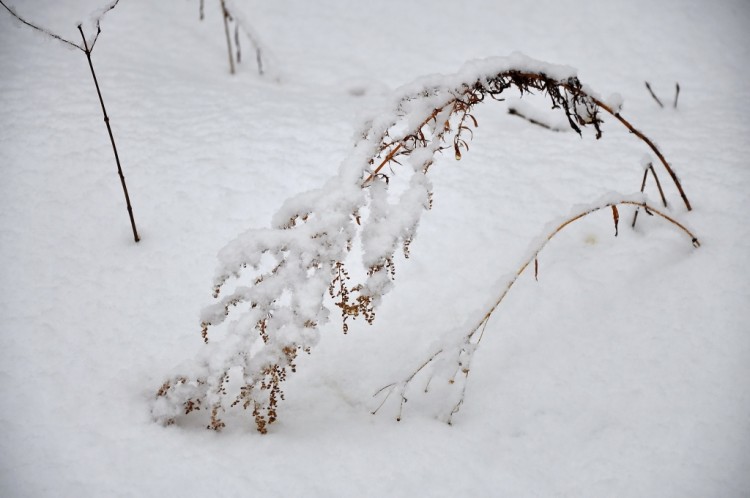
2 0 750 496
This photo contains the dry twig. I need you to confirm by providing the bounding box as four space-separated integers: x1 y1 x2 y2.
155 61 696 432
361 71 692 212
373 198 699 423
645 81 664 108
507 107 562 131
203 0 265 76
632 163 668 227
0 0 139 243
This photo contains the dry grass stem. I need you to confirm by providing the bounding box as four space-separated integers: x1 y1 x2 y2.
0 0 138 243
507 107 562 131
373 198 699 423
645 81 664 108
632 163 668 228
155 61 696 432
361 70 692 212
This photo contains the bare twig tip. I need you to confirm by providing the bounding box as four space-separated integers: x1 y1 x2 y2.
645 81 664 108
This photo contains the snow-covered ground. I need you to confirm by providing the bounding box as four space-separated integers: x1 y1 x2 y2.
1 0 749 496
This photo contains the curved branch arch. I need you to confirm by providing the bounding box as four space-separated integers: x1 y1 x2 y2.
361 68 691 211
153 54 696 433
372 197 700 424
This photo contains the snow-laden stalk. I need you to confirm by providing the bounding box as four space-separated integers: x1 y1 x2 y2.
153 54 695 432
372 195 700 424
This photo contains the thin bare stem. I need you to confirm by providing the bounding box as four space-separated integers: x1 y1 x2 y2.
588 95 692 211
632 169 649 228
673 83 680 109
632 163 668 228
649 164 668 208
79 25 139 243
371 349 444 418
222 0 266 76
220 0 235 75
386 356 442 416
255 44 264 76
88 0 120 51
234 23 241 63
507 107 559 131
645 81 664 108
0 0 82 51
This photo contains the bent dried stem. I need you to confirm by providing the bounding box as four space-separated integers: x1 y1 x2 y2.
361 70 692 212
582 95 691 211
373 198 699 423
154 56 696 433
592 97 693 211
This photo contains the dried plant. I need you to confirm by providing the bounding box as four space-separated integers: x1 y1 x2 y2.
645 81 681 109
152 54 695 433
0 0 139 243
632 161 668 227
372 195 700 424
201 0 266 76
506 103 569 132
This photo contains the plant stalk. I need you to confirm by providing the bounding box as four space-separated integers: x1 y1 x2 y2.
220 0 235 75
78 25 140 243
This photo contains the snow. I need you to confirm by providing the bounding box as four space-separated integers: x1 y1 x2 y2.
1 0 750 496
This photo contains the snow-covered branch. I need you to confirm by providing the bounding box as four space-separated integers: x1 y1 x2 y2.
152 54 695 432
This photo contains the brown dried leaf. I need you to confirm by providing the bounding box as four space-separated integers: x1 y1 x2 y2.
612 205 620 236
